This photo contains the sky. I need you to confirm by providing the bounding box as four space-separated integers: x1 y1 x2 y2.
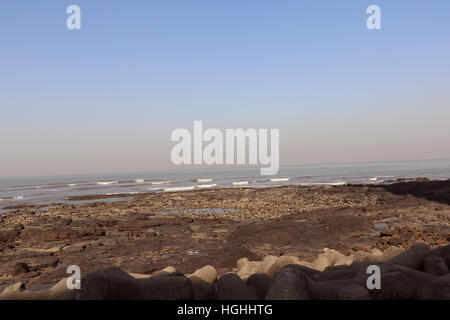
1 0 450 177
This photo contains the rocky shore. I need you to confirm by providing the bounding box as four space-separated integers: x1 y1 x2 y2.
0 180 449 299
1 243 449 299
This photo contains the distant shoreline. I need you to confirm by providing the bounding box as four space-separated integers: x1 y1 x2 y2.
1 177 449 213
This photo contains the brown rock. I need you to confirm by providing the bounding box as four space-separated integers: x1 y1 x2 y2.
12 262 30 275
1 282 25 295
189 265 217 284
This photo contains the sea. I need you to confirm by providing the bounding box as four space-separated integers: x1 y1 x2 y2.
1 159 449 213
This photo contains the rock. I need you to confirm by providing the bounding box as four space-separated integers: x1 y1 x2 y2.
381 246 405 261
188 265 218 300
246 273 271 299
265 256 301 277
12 262 30 275
383 243 431 271
66 266 194 300
369 271 415 300
389 265 450 300
236 255 278 279
260 256 279 274
48 278 71 300
429 245 450 267
353 251 384 263
308 278 362 300
236 257 250 270
152 266 176 277
189 265 217 284
323 248 349 266
310 255 332 271
1 282 24 295
337 284 371 300
137 274 194 300
266 265 310 300
214 273 258 300
189 276 215 300
320 263 366 281
424 257 449 276
67 267 139 300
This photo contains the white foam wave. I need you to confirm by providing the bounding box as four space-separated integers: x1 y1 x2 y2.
135 179 145 183
68 183 77 187
197 184 217 188
164 186 196 192
13 196 24 200
96 181 118 185
328 181 347 186
196 178 213 182
232 181 249 186
300 181 347 186
270 178 290 182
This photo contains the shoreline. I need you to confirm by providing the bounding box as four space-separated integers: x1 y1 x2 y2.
2 176 446 212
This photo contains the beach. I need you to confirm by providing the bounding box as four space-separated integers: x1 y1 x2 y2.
1 179 449 294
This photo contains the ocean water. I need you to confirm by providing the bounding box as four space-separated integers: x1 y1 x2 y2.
0 159 449 212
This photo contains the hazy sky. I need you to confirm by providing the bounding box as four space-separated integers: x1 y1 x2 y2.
1 0 450 177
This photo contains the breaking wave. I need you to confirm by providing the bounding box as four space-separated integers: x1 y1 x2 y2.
164 186 196 192
270 178 290 182
196 178 213 182
96 181 119 185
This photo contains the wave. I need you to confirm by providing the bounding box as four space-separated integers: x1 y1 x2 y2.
96 181 119 185
232 181 249 186
151 181 172 185
270 178 290 182
164 186 196 192
135 179 145 183
13 196 24 200
300 181 347 186
148 187 163 191
197 184 217 188
328 181 347 186
196 178 213 182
